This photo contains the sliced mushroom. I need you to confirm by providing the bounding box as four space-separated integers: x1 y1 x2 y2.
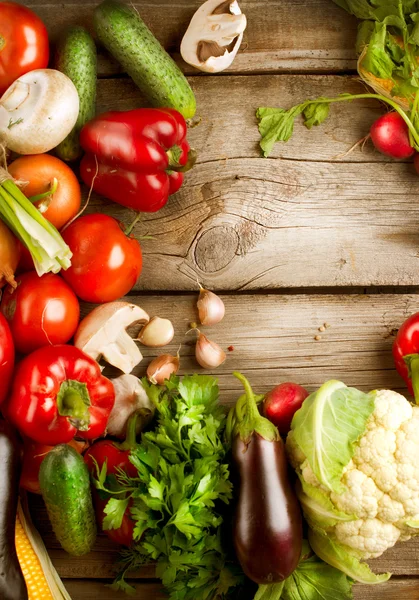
180 0 247 73
74 302 149 374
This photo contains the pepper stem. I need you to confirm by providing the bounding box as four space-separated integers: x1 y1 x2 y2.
233 372 279 444
57 380 91 430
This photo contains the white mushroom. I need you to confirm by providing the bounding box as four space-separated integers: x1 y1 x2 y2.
107 374 155 438
0 69 79 154
74 302 149 374
180 0 247 73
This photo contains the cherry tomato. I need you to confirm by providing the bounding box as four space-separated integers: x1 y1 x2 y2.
61 214 143 303
20 438 87 494
1 271 80 355
8 154 81 231
0 312 14 405
0 2 49 95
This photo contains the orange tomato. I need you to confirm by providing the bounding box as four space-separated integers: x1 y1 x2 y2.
8 154 81 230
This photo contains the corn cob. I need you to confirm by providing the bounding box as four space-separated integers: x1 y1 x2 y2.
15 496 72 600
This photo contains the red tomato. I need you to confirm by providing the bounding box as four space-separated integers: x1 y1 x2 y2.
16 241 34 274
20 438 87 494
8 154 81 231
0 2 49 95
0 312 14 405
1 271 80 355
61 214 143 303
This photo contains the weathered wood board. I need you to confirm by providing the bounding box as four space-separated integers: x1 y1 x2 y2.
61 577 419 600
82 74 419 292
22 0 359 75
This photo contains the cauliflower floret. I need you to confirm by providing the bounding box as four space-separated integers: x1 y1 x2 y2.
334 518 400 558
287 388 419 561
331 467 381 519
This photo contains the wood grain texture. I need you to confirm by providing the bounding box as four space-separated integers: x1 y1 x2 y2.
79 74 419 292
28 293 419 586
19 0 358 75
62 577 419 600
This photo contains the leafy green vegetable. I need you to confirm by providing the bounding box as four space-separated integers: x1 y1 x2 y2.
254 540 354 600
290 381 375 494
93 374 241 600
256 90 419 157
0 175 72 276
257 1 419 156
308 528 390 585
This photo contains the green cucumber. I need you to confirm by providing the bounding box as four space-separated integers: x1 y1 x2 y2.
39 445 96 556
94 0 196 119
55 26 97 161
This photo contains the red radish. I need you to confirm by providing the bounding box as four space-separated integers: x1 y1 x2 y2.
370 112 415 159
263 382 309 434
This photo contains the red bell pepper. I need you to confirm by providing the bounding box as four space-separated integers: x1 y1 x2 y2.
6 345 115 445
393 312 419 402
84 413 139 546
79 108 196 213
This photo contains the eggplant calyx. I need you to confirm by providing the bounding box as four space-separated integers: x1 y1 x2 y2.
233 371 280 444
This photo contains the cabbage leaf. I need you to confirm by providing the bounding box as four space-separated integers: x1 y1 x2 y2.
291 381 375 493
308 528 390 585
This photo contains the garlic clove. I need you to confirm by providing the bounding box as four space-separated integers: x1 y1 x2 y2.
195 330 226 369
197 287 225 326
147 354 180 385
137 316 175 347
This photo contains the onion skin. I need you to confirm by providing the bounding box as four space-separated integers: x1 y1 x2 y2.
0 221 19 289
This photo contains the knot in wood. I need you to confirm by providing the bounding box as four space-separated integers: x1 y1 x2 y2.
194 226 239 273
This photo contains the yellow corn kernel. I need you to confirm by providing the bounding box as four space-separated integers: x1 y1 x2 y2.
15 513 54 600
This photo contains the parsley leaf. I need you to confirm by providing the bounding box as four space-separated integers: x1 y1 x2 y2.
102 498 130 531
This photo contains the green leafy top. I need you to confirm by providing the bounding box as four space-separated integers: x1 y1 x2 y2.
254 540 354 600
257 0 419 156
92 374 241 600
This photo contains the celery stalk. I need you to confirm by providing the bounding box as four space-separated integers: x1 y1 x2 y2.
0 176 72 276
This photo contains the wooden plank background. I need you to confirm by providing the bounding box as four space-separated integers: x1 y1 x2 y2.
11 0 419 597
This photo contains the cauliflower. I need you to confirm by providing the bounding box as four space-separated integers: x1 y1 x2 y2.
286 381 419 584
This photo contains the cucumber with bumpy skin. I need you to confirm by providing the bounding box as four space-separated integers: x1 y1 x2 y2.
55 26 97 161
39 445 96 556
94 0 196 119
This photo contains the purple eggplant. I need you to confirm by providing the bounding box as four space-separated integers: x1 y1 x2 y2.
229 372 302 584
0 419 28 600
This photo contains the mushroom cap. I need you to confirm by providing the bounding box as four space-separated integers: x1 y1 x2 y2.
0 69 79 154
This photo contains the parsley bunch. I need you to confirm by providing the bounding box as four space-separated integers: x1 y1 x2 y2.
94 374 242 599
